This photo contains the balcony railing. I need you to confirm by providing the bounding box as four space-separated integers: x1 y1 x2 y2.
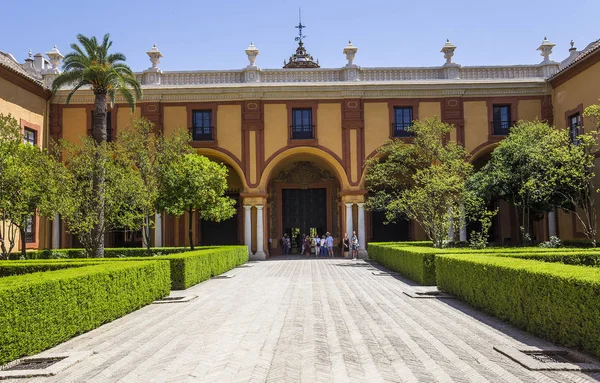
291 125 314 140
491 120 516 135
190 126 214 141
392 122 413 137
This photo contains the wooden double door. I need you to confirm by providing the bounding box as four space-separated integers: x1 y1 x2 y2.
282 188 327 249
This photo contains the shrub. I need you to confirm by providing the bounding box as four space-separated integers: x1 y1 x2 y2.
482 251 600 267
0 261 91 277
16 247 192 260
435 254 600 359
368 244 437 285
539 236 562 248
0 260 170 365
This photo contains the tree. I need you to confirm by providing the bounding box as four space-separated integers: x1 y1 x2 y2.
51 33 142 258
472 120 597 245
157 154 236 250
114 118 192 253
365 117 473 248
0 114 63 259
59 138 146 257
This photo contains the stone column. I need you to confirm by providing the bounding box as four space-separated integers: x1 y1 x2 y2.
244 205 253 256
357 203 367 258
548 209 557 238
52 213 60 249
154 213 163 247
345 203 354 239
253 205 266 260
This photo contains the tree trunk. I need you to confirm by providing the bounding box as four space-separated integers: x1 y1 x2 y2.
92 92 107 258
20 226 26 259
188 209 194 251
144 214 152 255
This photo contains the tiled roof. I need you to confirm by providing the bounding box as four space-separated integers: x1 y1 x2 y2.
551 39 600 79
0 50 45 88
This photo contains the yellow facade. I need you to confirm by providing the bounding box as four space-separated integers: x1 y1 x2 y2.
317 103 342 159
263 104 287 161
463 101 488 153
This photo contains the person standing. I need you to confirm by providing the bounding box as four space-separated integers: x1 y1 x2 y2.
326 232 334 257
301 233 306 255
314 234 321 257
283 233 291 255
351 231 359 260
304 234 312 257
320 235 327 257
342 233 350 258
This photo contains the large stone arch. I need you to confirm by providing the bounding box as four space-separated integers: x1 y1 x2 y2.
258 147 350 192
195 148 249 192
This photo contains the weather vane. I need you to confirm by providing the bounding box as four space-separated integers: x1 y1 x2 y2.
294 8 306 43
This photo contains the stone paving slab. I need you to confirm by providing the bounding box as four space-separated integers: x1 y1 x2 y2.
6 257 600 383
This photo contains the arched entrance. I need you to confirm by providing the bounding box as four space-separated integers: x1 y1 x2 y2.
268 161 341 254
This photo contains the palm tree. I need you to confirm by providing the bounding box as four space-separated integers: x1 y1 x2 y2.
52 33 142 257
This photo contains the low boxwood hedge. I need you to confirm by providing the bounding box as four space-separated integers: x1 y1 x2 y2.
435 254 600 359
479 251 600 267
0 261 92 277
368 244 437 285
0 260 170 365
14 247 192 260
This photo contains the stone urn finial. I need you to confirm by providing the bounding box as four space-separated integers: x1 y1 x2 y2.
245 42 259 68
343 40 358 67
146 44 163 71
45 45 64 70
537 37 556 63
441 39 457 65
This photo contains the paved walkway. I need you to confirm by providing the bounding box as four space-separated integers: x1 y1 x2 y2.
11 257 600 382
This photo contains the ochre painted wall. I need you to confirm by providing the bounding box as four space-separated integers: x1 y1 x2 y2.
463 101 488 153
317 103 342 159
61 107 87 144
0 76 46 144
418 101 441 119
553 60 600 240
554 60 600 129
263 104 287 161
217 105 242 160
162 106 187 137
116 106 141 133
517 99 541 122
364 102 389 158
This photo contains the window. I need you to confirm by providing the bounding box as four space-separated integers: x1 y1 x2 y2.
191 110 213 141
25 214 35 243
291 108 313 139
492 105 513 135
23 128 36 145
569 112 581 143
393 107 413 137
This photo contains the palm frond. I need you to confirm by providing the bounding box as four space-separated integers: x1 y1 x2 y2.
52 69 85 93
118 84 135 112
123 76 142 100
65 82 89 104
107 88 116 109
106 53 126 65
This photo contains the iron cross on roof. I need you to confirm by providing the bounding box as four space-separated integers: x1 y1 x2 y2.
295 8 306 43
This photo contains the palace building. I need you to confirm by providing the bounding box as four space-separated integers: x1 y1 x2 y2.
1 32 600 259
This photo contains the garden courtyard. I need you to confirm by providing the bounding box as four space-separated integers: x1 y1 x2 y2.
3 256 599 383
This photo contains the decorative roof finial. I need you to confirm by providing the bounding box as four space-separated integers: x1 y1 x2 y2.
569 40 577 52
343 40 358 67
283 9 320 68
45 45 64 70
537 36 556 63
146 44 163 71
245 41 259 68
441 39 457 65
26 49 33 60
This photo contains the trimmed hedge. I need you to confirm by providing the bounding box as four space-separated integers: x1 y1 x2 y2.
436 254 600 359
14 247 193 260
0 261 91 277
0 260 170 365
481 251 600 267
368 244 437 285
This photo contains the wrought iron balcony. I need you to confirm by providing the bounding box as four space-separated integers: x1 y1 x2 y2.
392 122 413 137
291 125 314 140
190 126 214 141
491 120 516 135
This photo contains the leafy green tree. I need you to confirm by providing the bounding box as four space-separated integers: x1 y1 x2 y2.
473 120 597 245
59 138 146 257
158 154 236 250
51 33 142 258
115 118 192 252
0 114 63 259
366 117 473 248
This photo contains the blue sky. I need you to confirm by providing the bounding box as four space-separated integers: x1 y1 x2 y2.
2 0 599 72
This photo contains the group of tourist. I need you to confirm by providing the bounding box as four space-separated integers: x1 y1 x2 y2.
281 231 360 259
